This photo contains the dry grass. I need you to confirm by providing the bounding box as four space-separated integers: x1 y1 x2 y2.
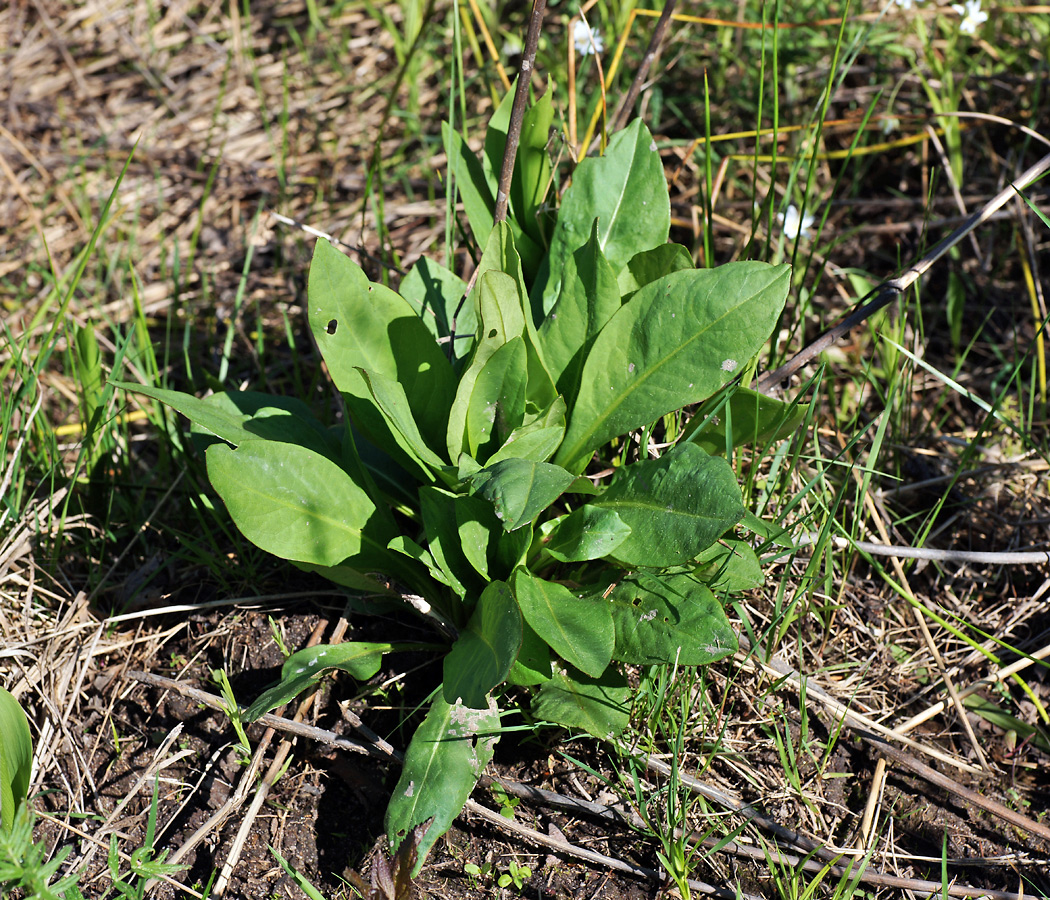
3 1 1050 898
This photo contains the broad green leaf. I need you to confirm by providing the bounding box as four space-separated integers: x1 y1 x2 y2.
123 384 343 464
356 368 451 480
512 569 613 678
206 440 396 570
308 239 455 451
487 396 567 465
443 581 522 708
695 539 764 593
616 243 695 298
444 121 541 274
349 424 417 509
292 560 391 594
245 643 391 721
443 120 496 252
545 505 631 562
591 443 744 566
446 271 526 460
386 693 499 873
0 687 32 834
605 571 737 666
555 262 791 472
688 386 809 456
532 667 630 740
538 219 620 404
112 381 254 448
455 492 532 581
506 620 553 686
540 119 670 312
388 536 454 589
474 223 557 410
464 338 528 461
512 87 554 247
398 256 474 363
469 458 576 532
420 487 481 600
482 79 517 191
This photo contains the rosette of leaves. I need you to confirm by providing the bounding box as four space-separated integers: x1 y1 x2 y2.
114 87 802 873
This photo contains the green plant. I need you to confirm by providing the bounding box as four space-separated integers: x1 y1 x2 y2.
103 779 186 900
0 686 32 835
114 75 800 871
0 805 81 900
211 669 252 761
496 859 531 891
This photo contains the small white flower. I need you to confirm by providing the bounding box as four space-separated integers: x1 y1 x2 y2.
951 0 988 34
893 0 917 8
573 19 603 56
779 204 816 240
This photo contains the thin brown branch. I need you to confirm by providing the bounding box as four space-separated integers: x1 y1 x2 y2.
610 0 678 133
756 147 1050 395
493 0 548 224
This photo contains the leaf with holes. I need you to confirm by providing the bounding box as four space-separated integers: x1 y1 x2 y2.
604 571 737 666
589 442 744 567
386 694 499 874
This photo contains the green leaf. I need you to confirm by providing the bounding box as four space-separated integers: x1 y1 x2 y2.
538 219 620 404
590 443 744 567
443 120 496 252
540 119 670 312
443 581 522 708
963 695 1050 753
605 571 737 666
511 569 613 678
444 121 541 273
0 687 32 834
545 505 631 562
482 81 517 192
356 368 452 480
446 270 527 460
688 386 809 456
386 693 499 873
532 667 630 740
245 643 391 721
464 337 528 461
113 382 254 448
512 87 554 247
420 487 480 600
307 239 455 452
506 620 552 686
555 262 791 471
694 539 764 593
616 243 695 298
291 560 391 594
486 396 567 465
473 223 557 410
388 536 455 589
469 458 576 532
398 256 474 363
206 440 396 569
455 492 532 581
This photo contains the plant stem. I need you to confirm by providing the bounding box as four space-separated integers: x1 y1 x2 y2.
611 0 678 132
493 0 547 224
